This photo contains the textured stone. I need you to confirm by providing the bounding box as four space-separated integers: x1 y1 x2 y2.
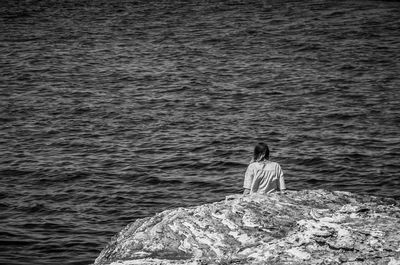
94 189 400 265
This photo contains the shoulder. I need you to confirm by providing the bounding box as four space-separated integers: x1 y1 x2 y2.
247 162 257 168
269 161 282 168
247 161 262 169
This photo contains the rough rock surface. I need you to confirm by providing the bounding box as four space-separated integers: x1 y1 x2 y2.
94 190 400 265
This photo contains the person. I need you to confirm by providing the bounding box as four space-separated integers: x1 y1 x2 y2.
243 142 286 195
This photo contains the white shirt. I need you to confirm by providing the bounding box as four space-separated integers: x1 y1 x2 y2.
243 160 285 194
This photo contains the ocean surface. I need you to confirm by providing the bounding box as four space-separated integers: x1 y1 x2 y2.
0 0 399 264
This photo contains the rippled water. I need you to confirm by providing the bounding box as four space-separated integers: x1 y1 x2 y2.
1 0 399 264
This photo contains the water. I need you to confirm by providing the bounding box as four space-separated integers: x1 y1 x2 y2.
1 0 399 264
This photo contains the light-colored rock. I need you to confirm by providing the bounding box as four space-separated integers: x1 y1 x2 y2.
94 189 400 265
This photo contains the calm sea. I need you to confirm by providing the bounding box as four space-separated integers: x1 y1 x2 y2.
1 0 399 264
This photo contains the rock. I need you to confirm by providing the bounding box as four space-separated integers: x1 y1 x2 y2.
94 189 400 265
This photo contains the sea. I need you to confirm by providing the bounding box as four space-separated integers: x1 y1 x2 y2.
0 0 399 264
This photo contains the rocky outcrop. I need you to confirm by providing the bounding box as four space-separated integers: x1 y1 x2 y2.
94 190 400 265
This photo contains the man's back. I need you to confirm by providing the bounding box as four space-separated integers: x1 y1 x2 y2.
244 160 285 194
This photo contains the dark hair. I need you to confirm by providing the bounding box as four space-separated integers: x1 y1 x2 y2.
253 142 270 162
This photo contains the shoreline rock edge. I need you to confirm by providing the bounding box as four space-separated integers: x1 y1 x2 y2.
94 189 400 265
